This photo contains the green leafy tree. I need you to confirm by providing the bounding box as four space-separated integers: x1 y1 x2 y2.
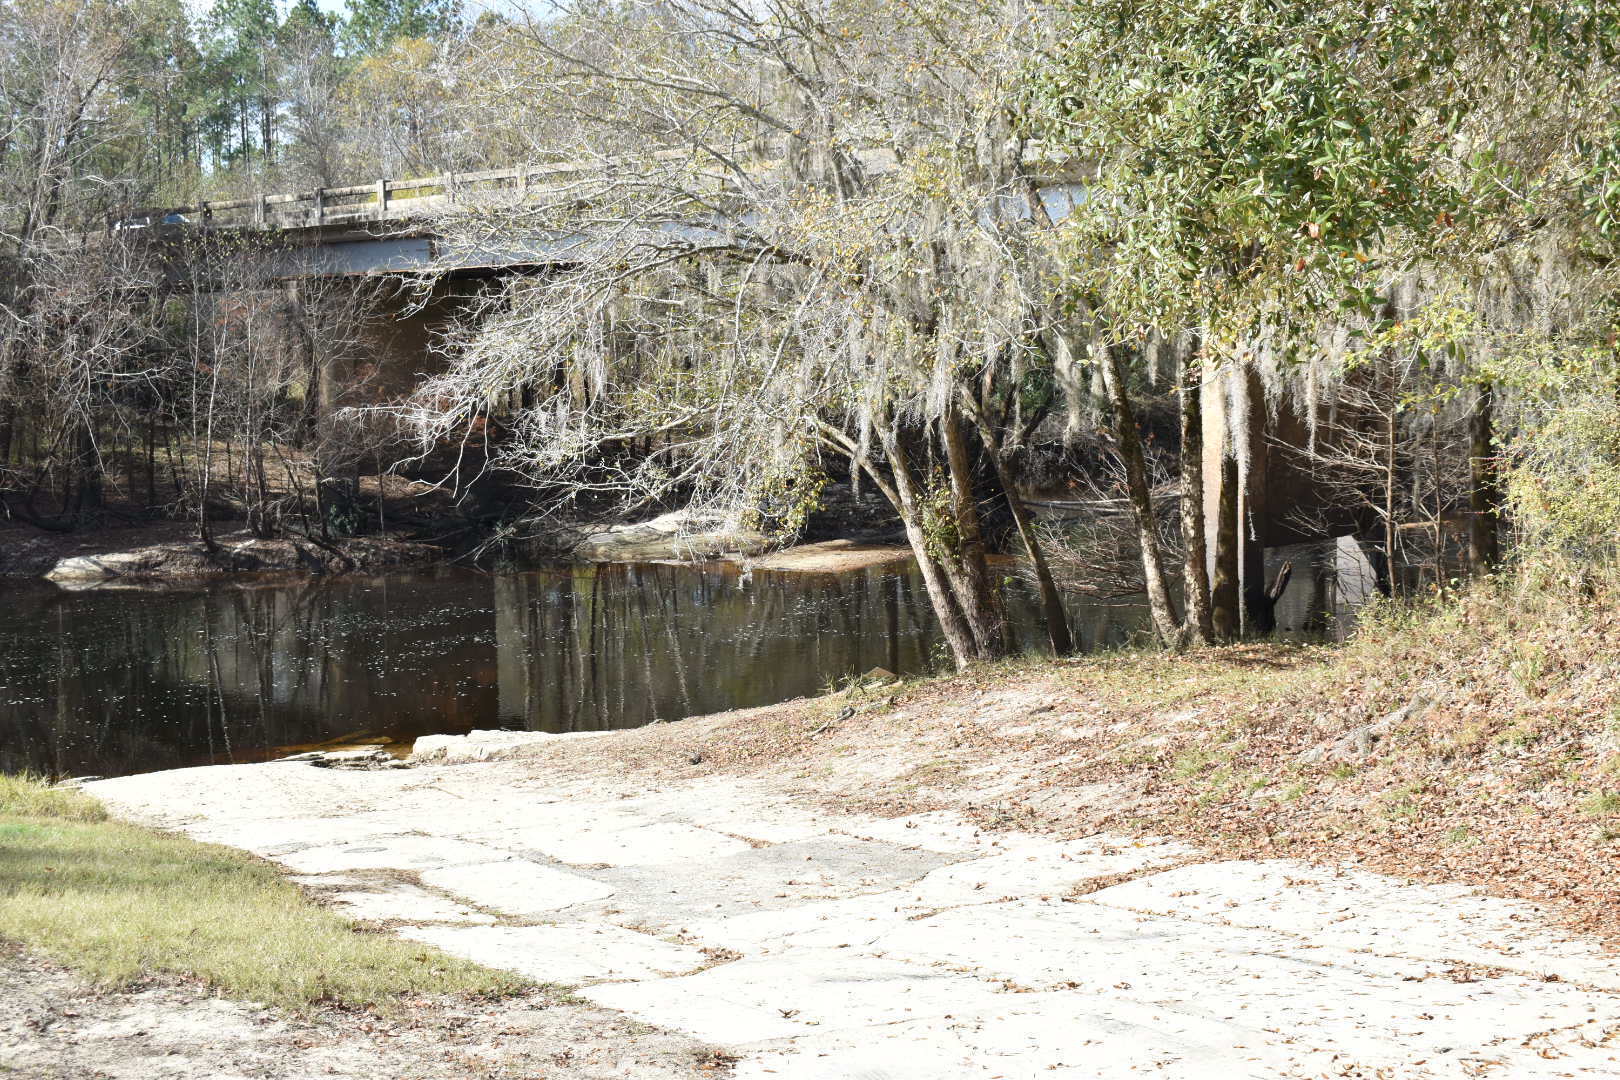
201 0 280 166
343 0 461 56
1024 0 1523 640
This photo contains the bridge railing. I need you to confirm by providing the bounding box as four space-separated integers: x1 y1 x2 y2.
109 159 610 232
111 145 1072 235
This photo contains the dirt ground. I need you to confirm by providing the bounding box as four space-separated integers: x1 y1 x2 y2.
0 943 728 1080
0 521 198 578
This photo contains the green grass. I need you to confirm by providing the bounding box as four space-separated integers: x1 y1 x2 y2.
0 776 525 1010
1580 791 1620 817
1171 747 1223 779
0 773 108 822
1379 781 1427 820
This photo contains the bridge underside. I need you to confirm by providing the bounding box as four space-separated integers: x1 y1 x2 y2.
280 227 580 279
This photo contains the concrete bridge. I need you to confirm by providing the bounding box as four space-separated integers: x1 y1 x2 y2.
115 159 638 279
118 145 1091 281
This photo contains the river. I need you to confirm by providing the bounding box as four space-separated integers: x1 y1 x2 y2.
0 535 1373 780
1 561 1152 779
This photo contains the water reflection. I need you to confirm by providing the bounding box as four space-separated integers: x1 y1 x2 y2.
0 562 1142 779
491 565 936 731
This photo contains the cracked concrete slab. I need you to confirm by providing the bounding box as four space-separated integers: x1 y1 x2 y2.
274 835 508 874
397 924 708 984
324 884 497 924
567 837 953 930
585 953 1012 1044
419 860 617 916
510 820 754 867
685 892 938 956
1087 859 1620 990
83 752 1620 1079
178 815 414 858
821 810 1050 856
903 836 1191 906
864 899 1605 1059
728 990 1336 1079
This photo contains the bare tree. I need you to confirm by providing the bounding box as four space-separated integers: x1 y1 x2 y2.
0 236 169 526
277 19 351 188
385 0 1079 669
1279 354 1472 596
158 230 384 546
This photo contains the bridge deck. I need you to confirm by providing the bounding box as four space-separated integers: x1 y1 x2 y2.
118 145 1077 236
114 150 1081 278
113 157 674 233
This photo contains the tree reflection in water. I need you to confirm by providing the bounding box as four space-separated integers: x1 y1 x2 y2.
0 562 1143 779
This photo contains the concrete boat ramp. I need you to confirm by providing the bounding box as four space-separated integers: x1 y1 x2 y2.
88 733 1620 1078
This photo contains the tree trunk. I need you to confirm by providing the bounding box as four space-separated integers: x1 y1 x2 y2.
1178 345 1213 645
1211 453 1240 639
1240 365 1272 633
1384 363 1399 597
0 404 13 460
880 433 980 670
970 401 1074 655
1469 382 1501 573
72 421 102 520
199 361 220 552
144 417 157 507
1099 344 1180 645
988 444 1074 655
938 405 1004 659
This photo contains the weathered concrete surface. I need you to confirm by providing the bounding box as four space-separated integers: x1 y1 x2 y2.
410 727 614 765
398 925 709 985
327 883 497 924
87 744 1620 1079
419 860 618 916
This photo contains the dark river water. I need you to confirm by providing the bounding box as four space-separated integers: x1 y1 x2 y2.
0 532 1373 781
0 561 1152 779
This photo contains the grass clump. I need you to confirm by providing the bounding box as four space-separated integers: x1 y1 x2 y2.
0 773 107 822
0 776 524 1010
1580 791 1620 817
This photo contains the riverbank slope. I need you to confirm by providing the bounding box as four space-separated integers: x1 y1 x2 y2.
54 568 1620 1077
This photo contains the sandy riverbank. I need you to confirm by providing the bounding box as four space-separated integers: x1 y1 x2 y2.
0 520 444 583
0 514 910 585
